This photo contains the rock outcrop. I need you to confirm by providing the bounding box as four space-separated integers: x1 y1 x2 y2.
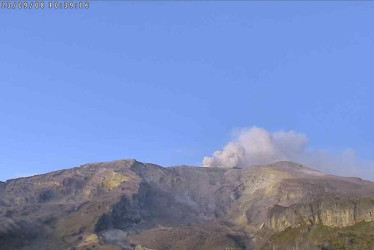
266 198 374 231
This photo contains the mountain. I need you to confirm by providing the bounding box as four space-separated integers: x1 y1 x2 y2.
0 160 373 250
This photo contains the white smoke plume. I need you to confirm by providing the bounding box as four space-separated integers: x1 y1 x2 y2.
203 127 374 179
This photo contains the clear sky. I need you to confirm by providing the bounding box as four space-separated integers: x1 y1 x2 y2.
1 2 374 181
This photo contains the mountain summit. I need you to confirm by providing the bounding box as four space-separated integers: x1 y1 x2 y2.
0 160 373 249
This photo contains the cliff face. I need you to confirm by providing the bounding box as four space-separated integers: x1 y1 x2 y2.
0 160 373 250
266 198 374 232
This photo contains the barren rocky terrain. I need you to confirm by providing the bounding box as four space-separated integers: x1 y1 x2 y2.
0 160 373 249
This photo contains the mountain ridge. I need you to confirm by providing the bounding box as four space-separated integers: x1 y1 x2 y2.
0 159 373 249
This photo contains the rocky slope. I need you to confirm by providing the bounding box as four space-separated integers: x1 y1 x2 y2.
267 198 374 231
0 160 373 249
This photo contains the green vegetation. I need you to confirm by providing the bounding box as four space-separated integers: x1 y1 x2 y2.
264 221 374 249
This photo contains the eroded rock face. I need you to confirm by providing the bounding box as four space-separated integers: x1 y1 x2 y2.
266 198 374 231
0 160 373 249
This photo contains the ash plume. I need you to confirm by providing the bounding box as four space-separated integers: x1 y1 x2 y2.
203 127 374 179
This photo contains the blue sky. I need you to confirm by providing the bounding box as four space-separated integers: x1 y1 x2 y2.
1 2 374 181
